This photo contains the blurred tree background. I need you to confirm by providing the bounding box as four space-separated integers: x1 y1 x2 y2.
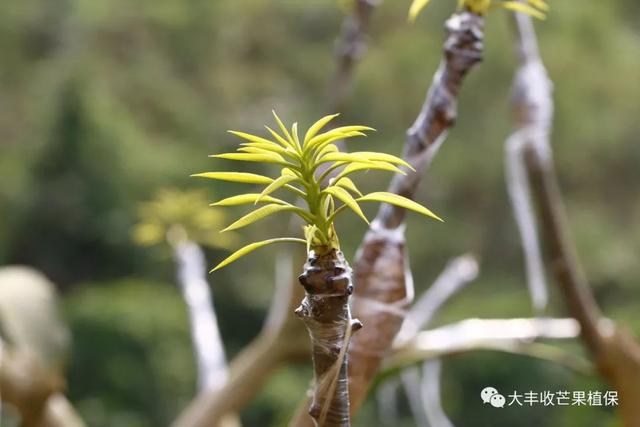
1 0 639 426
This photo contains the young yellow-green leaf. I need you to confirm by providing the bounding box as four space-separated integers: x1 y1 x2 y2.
272 111 295 145
256 173 300 204
227 130 278 147
304 113 340 145
291 122 302 150
357 192 443 222
211 237 306 271
221 204 299 232
307 126 374 150
239 141 288 156
210 152 287 165
409 0 432 22
211 193 288 207
265 125 295 149
350 151 415 171
527 0 549 11
324 186 369 224
334 160 405 182
317 152 377 166
496 1 546 19
334 177 363 197
192 172 273 185
317 143 340 158
312 132 366 155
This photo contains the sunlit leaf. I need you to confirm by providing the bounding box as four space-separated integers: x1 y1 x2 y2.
291 122 302 150
211 193 288 206
527 0 549 11
228 130 277 147
239 141 288 155
272 111 295 146
256 173 300 203
211 238 306 271
192 172 273 184
210 152 288 165
334 177 363 197
357 192 443 222
350 151 415 171
304 113 340 146
317 152 377 166
324 186 369 224
496 1 546 19
334 161 405 182
409 0 432 22
221 204 300 232
265 125 295 149
307 126 374 150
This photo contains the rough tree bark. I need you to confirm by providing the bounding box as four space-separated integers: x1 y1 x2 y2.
347 10 485 416
295 249 362 427
508 9 640 427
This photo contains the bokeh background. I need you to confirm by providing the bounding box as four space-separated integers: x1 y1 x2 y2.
1 0 639 426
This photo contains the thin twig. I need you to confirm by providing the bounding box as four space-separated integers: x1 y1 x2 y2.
396 255 477 427
395 254 479 345
421 360 454 427
174 240 230 392
385 317 589 374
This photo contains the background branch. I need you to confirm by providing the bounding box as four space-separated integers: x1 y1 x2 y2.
0 340 85 427
172 238 241 427
508 9 640 426
385 317 588 375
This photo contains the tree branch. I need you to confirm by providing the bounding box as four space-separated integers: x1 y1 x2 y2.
345 11 485 418
171 252 308 427
396 255 477 427
509 10 640 426
172 239 241 427
385 317 589 375
0 341 85 427
174 240 231 393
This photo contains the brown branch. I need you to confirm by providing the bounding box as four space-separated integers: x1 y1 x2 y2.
327 0 378 113
509 9 640 427
347 10 485 417
0 343 84 427
295 249 362 427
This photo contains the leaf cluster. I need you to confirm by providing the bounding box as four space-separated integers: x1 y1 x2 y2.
194 112 442 271
132 188 239 250
409 0 549 22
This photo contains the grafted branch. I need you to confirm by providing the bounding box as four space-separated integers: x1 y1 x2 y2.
296 250 362 427
174 3 380 425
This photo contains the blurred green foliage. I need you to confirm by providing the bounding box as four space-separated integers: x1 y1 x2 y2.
1 0 639 425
